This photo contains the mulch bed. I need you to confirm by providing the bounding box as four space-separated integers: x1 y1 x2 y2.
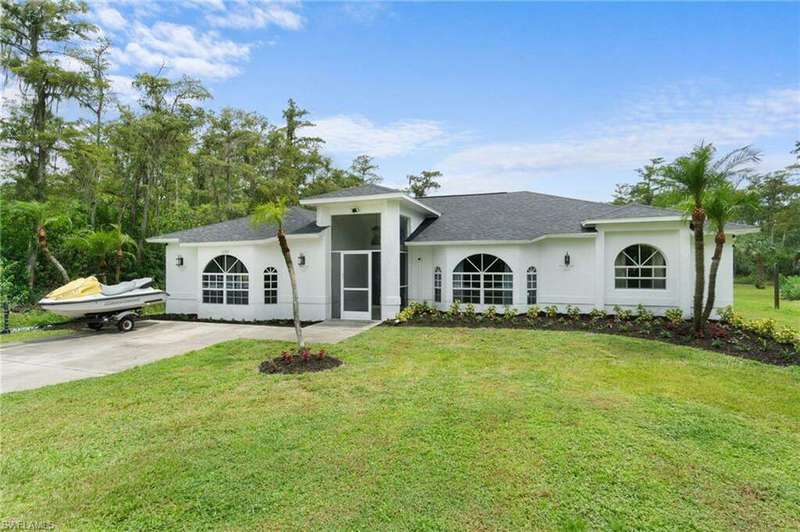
387 315 799 367
259 353 343 374
147 313 320 328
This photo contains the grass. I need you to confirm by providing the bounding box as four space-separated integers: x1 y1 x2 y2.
734 281 800 330
2 327 799 530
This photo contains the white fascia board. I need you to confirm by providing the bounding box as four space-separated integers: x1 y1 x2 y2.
300 193 440 217
528 233 597 243
146 237 179 244
406 233 599 246
175 233 321 248
582 216 683 226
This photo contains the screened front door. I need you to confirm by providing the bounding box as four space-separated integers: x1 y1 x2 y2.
341 252 371 320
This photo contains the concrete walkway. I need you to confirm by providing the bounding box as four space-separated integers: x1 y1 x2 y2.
0 319 378 393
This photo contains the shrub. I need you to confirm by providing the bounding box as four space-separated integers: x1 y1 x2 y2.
526 305 541 320
566 305 581 321
589 308 606 322
635 304 654 323
664 308 683 326
743 318 777 338
448 300 462 320
612 305 632 321
773 327 799 348
718 306 745 328
463 303 476 320
396 301 431 322
780 275 800 300
707 323 728 339
503 305 515 322
483 305 498 321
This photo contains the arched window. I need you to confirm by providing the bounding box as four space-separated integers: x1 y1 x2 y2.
264 267 278 304
453 254 512 305
614 245 666 289
202 255 249 305
434 266 442 303
527 266 537 304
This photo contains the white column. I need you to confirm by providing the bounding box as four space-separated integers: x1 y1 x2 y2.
593 230 605 310
380 200 401 319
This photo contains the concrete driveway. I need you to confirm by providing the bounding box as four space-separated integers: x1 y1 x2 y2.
0 319 377 393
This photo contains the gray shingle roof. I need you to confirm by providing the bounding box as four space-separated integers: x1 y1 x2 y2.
408 192 682 242
302 183 401 200
149 206 323 244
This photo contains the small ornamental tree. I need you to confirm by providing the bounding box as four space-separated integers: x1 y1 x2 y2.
252 199 304 353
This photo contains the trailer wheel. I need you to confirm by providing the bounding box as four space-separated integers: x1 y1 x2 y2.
117 317 135 332
88 322 103 331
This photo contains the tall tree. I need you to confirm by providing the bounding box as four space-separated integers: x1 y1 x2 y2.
701 183 753 321
251 200 304 352
407 170 442 198
70 36 112 227
612 158 666 205
662 143 759 334
0 0 94 200
349 154 381 184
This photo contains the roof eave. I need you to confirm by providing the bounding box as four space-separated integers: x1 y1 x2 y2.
581 215 684 226
300 192 441 217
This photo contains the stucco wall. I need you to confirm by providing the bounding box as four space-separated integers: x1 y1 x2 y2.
163 233 329 321
407 224 736 317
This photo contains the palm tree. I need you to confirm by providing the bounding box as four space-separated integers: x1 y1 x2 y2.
701 183 754 322
662 143 760 334
8 201 71 288
252 199 304 353
68 225 137 283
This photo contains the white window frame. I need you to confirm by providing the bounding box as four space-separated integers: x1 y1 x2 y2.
614 244 667 290
526 266 537 304
452 254 513 306
202 255 249 305
264 266 278 304
434 266 442 303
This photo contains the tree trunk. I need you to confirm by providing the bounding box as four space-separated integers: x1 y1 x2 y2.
37 226 69 284
774 265 780 310
115 249 123 283
278 229 304 352
754 255 766 289
26 242 38 294
702 231 725 322
692 208 706 334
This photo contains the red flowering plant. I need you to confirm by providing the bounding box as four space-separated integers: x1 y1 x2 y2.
281 351 293 363
316 349 326 360
708 322 728 339
301 349 311 362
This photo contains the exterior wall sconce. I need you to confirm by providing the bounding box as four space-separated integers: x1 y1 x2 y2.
351 207 360 214
564 252 571 267
176 255 184 267
298 253 306 266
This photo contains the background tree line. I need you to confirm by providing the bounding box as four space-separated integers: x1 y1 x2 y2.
0 0 444 306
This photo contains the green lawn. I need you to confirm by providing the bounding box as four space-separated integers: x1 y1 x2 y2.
734 282 800 330
2 327 798 530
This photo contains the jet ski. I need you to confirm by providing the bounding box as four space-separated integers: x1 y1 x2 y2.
38 277 168 319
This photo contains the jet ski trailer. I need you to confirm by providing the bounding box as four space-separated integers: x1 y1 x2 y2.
38 277 168 332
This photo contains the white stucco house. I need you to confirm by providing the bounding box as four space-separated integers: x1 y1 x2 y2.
147 184 756 321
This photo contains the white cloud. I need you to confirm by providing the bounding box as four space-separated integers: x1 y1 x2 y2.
111 21 251 80
437 87 800 194
108 74 138 104
206 0 304 30
311 115 457 158
96 5 127 31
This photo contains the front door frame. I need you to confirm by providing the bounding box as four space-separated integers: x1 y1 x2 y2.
340 250 372 320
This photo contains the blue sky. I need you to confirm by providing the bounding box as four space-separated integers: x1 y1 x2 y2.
88 1 800 199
